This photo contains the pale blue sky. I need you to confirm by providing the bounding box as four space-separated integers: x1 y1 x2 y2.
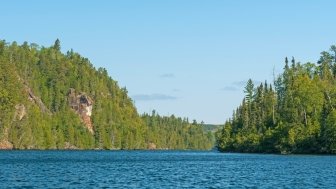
1 1 336 124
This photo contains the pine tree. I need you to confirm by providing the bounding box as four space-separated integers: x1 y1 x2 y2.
53 39 61 52
244 79 254 104
216 45 336 154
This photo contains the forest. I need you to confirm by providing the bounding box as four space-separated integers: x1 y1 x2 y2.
0 39 213 150
216 46 336 154
142 111 213 150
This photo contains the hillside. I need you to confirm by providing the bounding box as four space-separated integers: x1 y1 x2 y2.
202 124 222 133
142 111 213 150
216 45 336 154
0 39 213 150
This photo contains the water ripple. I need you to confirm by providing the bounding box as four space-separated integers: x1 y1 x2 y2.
0 151 335 188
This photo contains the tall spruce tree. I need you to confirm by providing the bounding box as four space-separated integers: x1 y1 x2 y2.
216 45 336 154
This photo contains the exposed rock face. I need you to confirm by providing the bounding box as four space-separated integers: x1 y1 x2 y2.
68 88 94 133
148 142 157 150
64 142 78 150
14 104 26 121
24 83 51 115
0 140 13 150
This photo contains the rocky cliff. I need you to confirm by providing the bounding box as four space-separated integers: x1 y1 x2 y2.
68 88 94 133
0 39 213 150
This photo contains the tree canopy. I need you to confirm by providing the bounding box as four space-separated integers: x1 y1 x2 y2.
0 39 213 150
216 45 336 154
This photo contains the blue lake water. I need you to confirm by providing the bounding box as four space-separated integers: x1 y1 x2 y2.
0 150 335 188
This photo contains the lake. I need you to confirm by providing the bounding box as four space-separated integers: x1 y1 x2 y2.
0 150 335 188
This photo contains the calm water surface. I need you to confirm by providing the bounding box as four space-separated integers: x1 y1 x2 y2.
0 150 335 188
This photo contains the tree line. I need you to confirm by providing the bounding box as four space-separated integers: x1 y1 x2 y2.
0 39 213 150
216 46 336 154
142 110 213 150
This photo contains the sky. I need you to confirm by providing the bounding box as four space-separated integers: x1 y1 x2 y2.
1 0 336 124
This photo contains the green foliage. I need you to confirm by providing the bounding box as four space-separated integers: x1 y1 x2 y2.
0 39 211 150
244 78 254 104
142 111 213 150
216 45 336 154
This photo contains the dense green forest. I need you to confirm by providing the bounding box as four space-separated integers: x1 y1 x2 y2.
0 39 212 150
142 111 213 150
216 46 336 154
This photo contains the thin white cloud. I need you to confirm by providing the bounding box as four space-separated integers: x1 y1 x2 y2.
159 73 175 78
132 94 177 101
220 86 239 91
232 81 247 87
172 88 180 92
